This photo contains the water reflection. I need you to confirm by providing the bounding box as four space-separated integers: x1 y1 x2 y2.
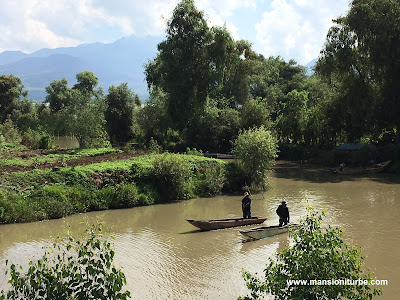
0 164 399 299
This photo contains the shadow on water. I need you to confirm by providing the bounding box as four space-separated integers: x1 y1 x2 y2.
179 229 203 234
272 161 400 184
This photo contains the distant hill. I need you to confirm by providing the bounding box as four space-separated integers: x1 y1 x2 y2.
0 36 163 101
305 58 318 75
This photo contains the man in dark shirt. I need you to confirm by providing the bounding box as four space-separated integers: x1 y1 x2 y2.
276 201 290 227
242 192 252 218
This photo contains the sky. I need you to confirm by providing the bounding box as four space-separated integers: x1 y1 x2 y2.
0 0 350 65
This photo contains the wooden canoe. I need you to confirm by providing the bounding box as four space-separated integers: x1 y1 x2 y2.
332 160 391 175
240 223 299 240
186 217 266 231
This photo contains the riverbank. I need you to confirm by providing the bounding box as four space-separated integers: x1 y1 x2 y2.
0 149 242 224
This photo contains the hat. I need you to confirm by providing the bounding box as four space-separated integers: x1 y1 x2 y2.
281 201 286 204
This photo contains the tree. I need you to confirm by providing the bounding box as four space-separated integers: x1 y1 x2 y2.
105 83 140 144
73 71 99 95
0 75 27 122
186 98 241 152
0 225 131 299
276 90 309 144
239 206 382 300
68 89 108 148
45 78 70 113
316 0 400 142
233 126 278 189
240 98 272 130
44 72 108 148
145 0 212 130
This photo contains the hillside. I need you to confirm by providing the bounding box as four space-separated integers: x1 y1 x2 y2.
0 35 163 101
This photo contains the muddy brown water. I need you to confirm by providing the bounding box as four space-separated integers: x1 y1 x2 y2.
0 162 399 299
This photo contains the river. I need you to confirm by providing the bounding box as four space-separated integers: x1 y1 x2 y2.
0 162 399 299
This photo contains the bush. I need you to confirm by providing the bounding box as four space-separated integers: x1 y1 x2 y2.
0 119 21 144
0 225 131 299
29 185 74 219
193 161 225 196
21 128 54 149
111 184 140 208
185 147 203 156
151 153 193 201
223 161 248 192
233 126 278 190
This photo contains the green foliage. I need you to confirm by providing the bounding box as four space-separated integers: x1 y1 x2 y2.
223 161 248 192
240 98 272 130
239 206 382 300
105 83 140 144
277 90 309 144
145 0 212 130
186 98 241 152
151 153 193 201
44 72 108 148
0 75 27 122
22 128 54 149
0 119 21 144
148 137 163 154
0 225 131 299
145 0 255 134
233 126 278 190
193 161 226 196
317 0 400 142
0 153 234 224
185 147 203 156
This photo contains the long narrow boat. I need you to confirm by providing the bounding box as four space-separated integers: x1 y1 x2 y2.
332 160 391 175
186 217 266 231
240 223 299 240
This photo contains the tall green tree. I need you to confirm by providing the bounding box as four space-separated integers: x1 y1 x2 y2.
277 90 308 144
0 75 27 122
45 78 71 113
317 0 400 142
44 72 107 148
105 83 141 144
145 0 212 130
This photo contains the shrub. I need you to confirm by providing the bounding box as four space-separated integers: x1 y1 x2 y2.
29 185 74 219
196 162 225 196
151 153 193 201
148 137 163 153
0 119 21 144
0 225 131 299
223 161 248 192
111 184 140 208
233 126 278 190
185 147 203 156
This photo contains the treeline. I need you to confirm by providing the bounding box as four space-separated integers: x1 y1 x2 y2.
1 0 399 157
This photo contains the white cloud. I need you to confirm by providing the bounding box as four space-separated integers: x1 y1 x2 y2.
255 0 349 64
0 0 350 61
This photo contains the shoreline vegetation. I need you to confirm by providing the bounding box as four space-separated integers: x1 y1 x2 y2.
0 146 243 224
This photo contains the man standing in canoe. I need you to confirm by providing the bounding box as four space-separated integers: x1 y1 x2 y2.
276 201 290 227
242 192 252 218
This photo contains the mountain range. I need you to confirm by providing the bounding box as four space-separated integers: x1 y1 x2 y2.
0 36 317 102
0 36 163 101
